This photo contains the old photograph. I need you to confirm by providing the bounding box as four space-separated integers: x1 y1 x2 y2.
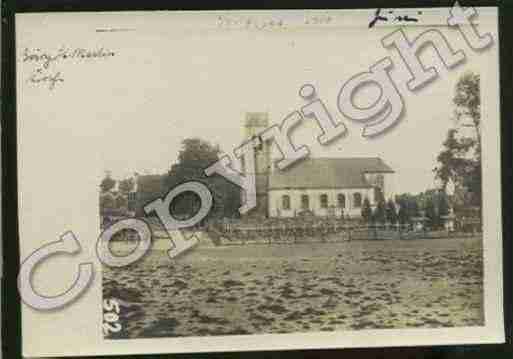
98 11 486 340
101 108 484 338
15 7 503 356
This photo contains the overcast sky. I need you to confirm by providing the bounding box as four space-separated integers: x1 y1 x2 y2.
17 10 496 195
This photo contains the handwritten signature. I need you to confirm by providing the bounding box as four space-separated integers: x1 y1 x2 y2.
369 8 422 28
22 47 116 90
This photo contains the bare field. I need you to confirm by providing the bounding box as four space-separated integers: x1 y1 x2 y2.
103 236 484 339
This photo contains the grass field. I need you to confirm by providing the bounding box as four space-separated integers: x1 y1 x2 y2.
103 236 483 339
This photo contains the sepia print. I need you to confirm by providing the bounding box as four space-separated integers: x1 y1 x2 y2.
100 79 484 338
16 7 503 356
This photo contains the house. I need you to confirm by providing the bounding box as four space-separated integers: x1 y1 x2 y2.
242 112 396 218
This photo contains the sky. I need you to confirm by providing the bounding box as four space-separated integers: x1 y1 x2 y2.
17 10 495 195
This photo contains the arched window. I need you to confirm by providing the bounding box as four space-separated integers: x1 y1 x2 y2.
282 195 291 210
301 194 310 210
353 193 362 208
337 193 346 208
320 194 328 208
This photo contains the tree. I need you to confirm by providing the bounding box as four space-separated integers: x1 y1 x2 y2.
373 199 386 224
361 197 372 223
164 138 221 188
410 200 420 218
434 72 481 213
425 197 439 230
434 129 473 190
439 192 450 217
100 194 115 209
385 199 398 224
119 178 135 194
396 193 426 225
397 202 409 225
100 172 116 193
164 138 241 219
115 195 128 209
453 72 480 153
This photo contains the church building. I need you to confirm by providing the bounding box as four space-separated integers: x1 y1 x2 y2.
243 112 396 218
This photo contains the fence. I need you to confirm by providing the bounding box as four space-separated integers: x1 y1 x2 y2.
206 218 480 246
103 216 480 246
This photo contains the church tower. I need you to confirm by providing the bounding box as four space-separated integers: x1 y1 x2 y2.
243 112 271 218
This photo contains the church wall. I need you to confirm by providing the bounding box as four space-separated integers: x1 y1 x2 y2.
268 188 375 218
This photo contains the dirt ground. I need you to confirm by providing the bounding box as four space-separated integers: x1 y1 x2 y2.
102 236 484 339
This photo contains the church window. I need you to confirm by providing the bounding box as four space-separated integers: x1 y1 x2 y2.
282 195 291 210
353 193 362 208
337 193 346 208
320 194 328 209
301 194 310 210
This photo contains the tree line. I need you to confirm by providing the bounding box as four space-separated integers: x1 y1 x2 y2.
360 190 450 230
99 172 135 210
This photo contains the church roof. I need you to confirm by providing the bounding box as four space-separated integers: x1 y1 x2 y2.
269 157 393 190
